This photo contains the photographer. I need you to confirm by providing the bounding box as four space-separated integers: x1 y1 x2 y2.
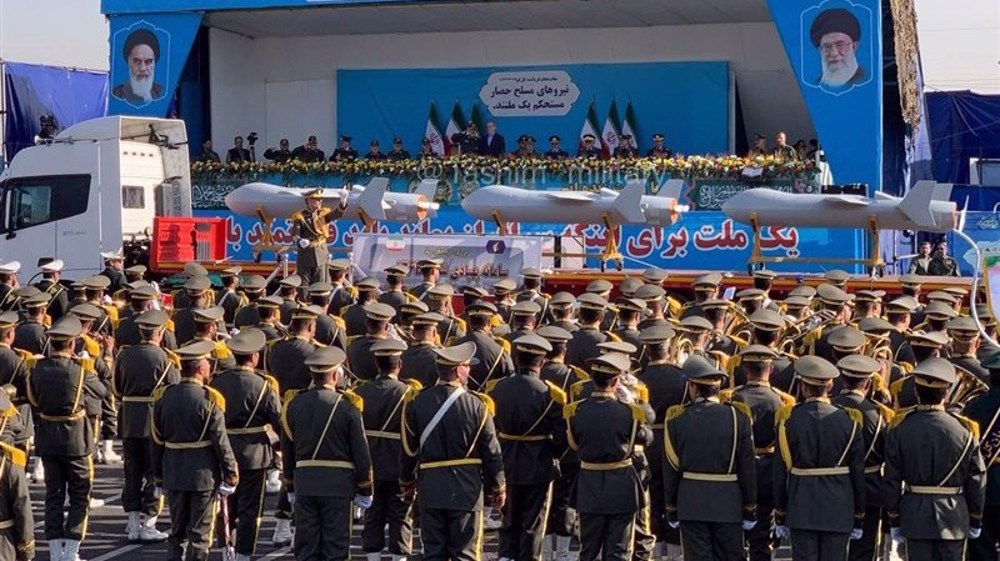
226 135 254 164
264 138 293 163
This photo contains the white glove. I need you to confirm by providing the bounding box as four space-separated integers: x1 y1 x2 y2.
78 351 90 360
354 494 373 509
102 295 113 305
218 482 236 496
667 520 680 530
288 492 296 506
890 527 903 544
850 528 863 541
298 238 310 249
154 487 163 499
742 519 756 531
774 525 789 540
970 526 982 539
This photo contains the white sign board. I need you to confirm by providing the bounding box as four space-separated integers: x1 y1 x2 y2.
352 233 545 289
479 70 580 117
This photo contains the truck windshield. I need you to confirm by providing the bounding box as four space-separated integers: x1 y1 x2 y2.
1 174 90 233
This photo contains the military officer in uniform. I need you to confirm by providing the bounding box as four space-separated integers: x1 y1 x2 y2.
112 309 178 543
774 356 866 561
291 189 335 286
99 251 128 294
544 135 569 160
963 353 1000 560
36 258 70 322
400 342 506 561
151 340 239 561
399 313 443 388
565 351 652 561
253 296 288 342
211 329 282 561
721 345 795 561
546 292 578 334
277 276 302 325
379 265 412 317
566 293 615 369
454 302 513 392
306 283 348 350
233 275 267 329
28 317 107 561
355 339 418 561
493 279 518 323
172 276 213 346
663 355 757 561
0 421 32 561
343 278 381 337
505 300 541 343
13 292 50 355
613 134 638 158
409 259 442 301
830 354 894 561
578 133 603 158
347 303 396 382
0 262 19 313
182 307 236 375
488 333 567 561
328 259 358 316
646 133 672 158
611 298 645 350
0 312 32 455
884 357 986 561
425 284 466 343
216 266 247 329
948 316 989 382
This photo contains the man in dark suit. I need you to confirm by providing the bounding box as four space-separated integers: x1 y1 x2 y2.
479 121 506 157
226 136 253 164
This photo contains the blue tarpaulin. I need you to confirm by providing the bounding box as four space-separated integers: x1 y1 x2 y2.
926 91 1000 185
2 62 108 161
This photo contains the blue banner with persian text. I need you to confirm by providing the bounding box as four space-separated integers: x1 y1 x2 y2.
766 0 882 192
194 207 865 274
106 13 203 118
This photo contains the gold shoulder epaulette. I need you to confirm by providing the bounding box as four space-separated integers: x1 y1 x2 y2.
605 331 623 343
730 334 749 349
77 357 97 373
666 296 683 318
570 379 589 400
951 412 981 440
889 408 911 429
842 406 863 426
634 382 649 404
214 341 233 359
283 389 300 406
346 335 360 347
472 391 495 415
570 365 590 381
405 292 420 303
403 384 421 402
493 336 512 355
563 400 581 420
83 336 101 358
205 386 226 412
546 380 567 405
332 315 346 330
342 389 363 412
627 402 646 423
165 318 175 333
774 388 796 407
875 402 895 423
719 388 735 403
317 207 333 219
0 442 26 468
152 386 167 402
290 211 303 221
728 400 753 421
899 361 914 374
889 377 907 397
404 378 422 391
164 348 181 369
310 338 327 348
665 404 686 423
455 317 467 331
261 374 280 394
774 403 794 425
347 286 359 298
484 379 500 394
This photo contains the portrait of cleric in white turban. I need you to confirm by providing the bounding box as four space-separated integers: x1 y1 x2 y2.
808 8 868 91
112 28 166 106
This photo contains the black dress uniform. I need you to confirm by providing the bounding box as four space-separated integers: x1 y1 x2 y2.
291 190 334 286
354 340 418 559
28 317 107 557
348 334 384 382
211 329 282 558
487 334 567 561
884 358 986 561
151 341 239 561
282 347 373 561
455 310 513 391
216 286 247 329
0 441 32 561
0 328 32 453
399 336 441 389
664 356 757 561
566 352 653 561
379 289 411 318
112 310 181 536
12 319 46 356
233 301 261 330
566 326 613 370
400 342 505 561
830 355 894 561
35 275 70 322
962 360 1000 561
267 330 321 394
774 356 865 561
329 282 359 317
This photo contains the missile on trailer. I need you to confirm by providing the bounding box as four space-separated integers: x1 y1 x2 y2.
460 179 688 227
225 177 440 223
721 181 958 233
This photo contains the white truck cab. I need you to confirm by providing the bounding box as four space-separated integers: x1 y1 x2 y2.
0 116 192 279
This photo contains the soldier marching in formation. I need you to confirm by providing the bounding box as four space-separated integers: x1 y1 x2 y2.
2 250 999 561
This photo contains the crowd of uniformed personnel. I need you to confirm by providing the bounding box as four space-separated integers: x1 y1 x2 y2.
1 247 1000 561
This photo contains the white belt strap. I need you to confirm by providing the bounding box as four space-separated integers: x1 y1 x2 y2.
420 387 466 451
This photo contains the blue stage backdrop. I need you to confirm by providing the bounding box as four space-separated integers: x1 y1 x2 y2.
194 207 865 274
336 62 730 158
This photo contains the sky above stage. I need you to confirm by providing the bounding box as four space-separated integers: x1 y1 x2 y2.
0 0 996 93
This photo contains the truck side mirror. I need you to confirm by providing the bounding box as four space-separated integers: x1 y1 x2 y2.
4 232 15 240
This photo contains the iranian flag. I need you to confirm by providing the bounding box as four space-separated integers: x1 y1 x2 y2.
424 102 446 156
601 99 621 157
578 100 601 151
445 100 466 155
621 101 638 149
